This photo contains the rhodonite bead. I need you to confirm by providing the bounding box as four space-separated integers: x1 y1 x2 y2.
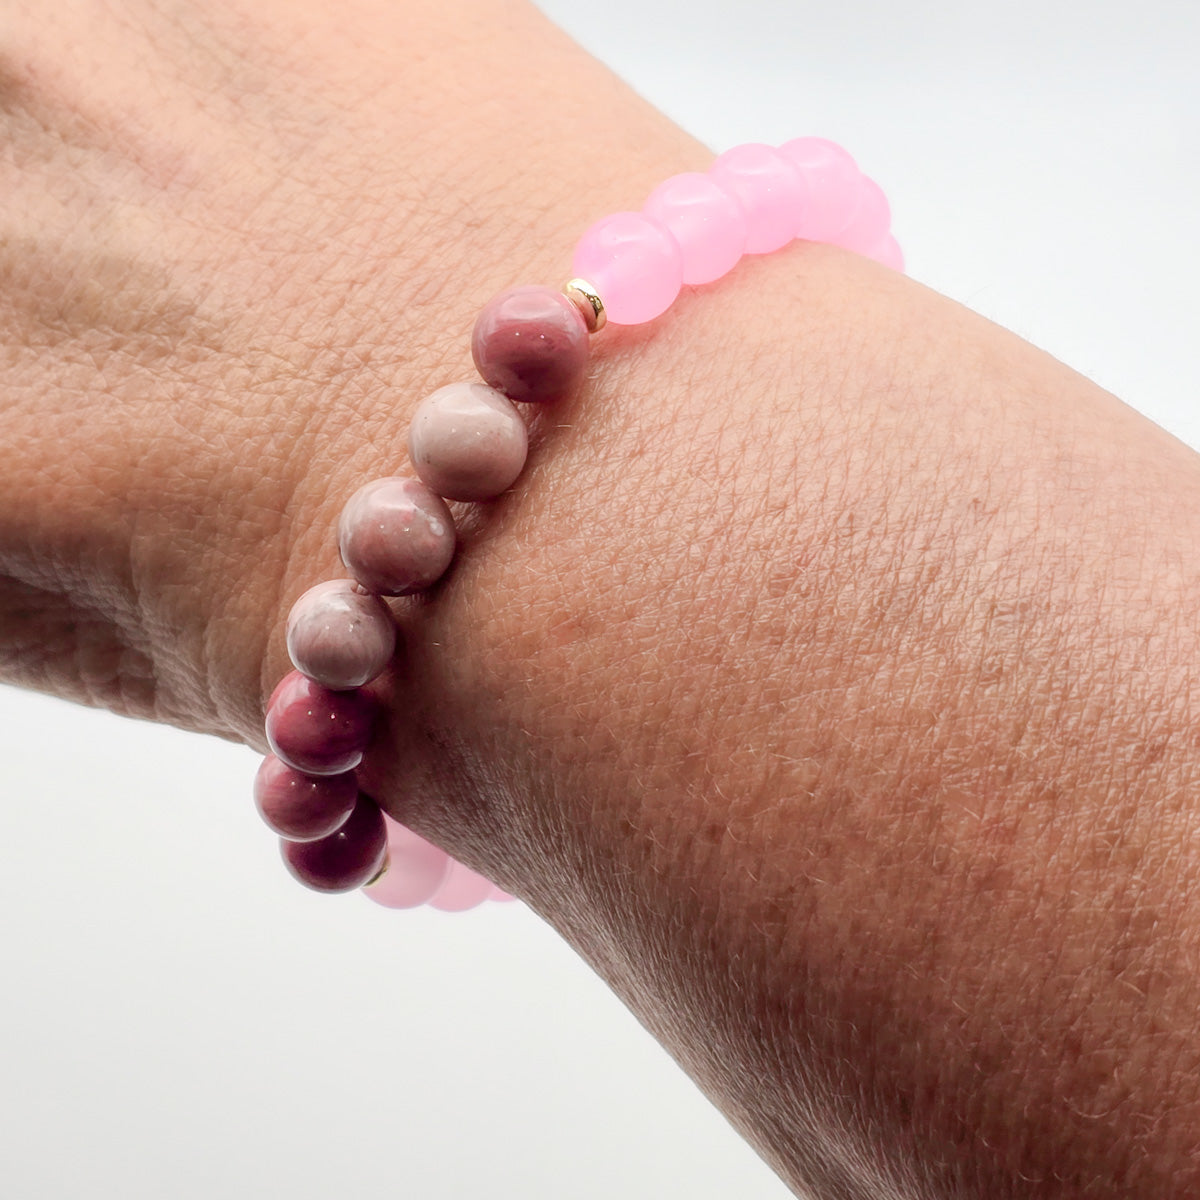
642 172 748 285
428 861 495 912
407 381 528 501
253 754 358 842
471 287 590 404
338 477 456 596
571 211 683 326
281 793 387 893
832 175 891 254
707 143 806 254
777 137 863 243
362 816 453 909
265 670 377 776
286 579 396 690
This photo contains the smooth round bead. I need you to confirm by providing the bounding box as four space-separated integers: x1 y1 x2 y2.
265 670 377 776
832 175 891 254
286 579 396 690
470 286 590 404
428 861 495 912
338 477 456 596
488 886 517 903
642 172 748 286
707 144 806 254
281 793 387 893
253 755 358 842
777 137 863 243
571 211 683 326
407 381 528 501
868 233 905 272
362 817 453 909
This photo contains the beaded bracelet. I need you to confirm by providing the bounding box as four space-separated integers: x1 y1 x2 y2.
253 138 902 912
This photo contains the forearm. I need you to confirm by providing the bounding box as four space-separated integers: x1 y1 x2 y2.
4 2 1199 1196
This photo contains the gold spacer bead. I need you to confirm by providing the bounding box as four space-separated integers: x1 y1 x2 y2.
562 278 606 334
364 852 389 889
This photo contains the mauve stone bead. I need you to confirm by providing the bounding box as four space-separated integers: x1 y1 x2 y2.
338 476 456 596
265 669 377 776
281 793 387 893
253 754 357 842
407 381 528 501
286 579 396 690
471 285 590 404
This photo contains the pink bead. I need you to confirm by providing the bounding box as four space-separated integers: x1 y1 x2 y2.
571 211 683 326
707 143 805 254
286 580 396 690
338 477 456 596
265 670 377 776
428 861 495 912
471 287 590 404
642 172 747 285
488 886 517 903
408 381 528 501
868 233 905 272
362 817 452 909
832 176 891 254
253 754 358 842
281 793 387 893
777 137 863 243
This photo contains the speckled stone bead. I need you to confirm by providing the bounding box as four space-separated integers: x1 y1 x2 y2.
471 286 590 404
338 477 456 596
265 669 377 776
407 381 528 501
286 579 396 690
281 793 388 893
253 754 358 842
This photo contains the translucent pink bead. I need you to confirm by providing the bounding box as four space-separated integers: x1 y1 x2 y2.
777 137 863 243
832 176 891 254
571 211 683 326
428 861 494 912
642 172 747 285
407 381 528 501
488 886 517 903
265 669 377 776
253 754 358 842
707 143 805 254
471 287 590 404
281 793 387 893
868 234 905 272
338 477 456 596
286 579 396 690
362 817 452 909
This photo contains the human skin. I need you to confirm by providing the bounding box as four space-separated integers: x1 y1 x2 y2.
2 1 1199 1196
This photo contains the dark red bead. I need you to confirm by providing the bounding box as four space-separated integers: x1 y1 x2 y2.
253 755 358 842
265 670 377 776
281 794 388 893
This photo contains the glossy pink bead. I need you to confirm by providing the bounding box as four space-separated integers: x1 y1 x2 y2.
777 137 863 243
338 477 456 596
471 287 590 404
571 211 683 326
707 143 805 254
868 233 905 272
281 793 387 893
265 670 377 776
428 861 495 912
408 381 528 501
642 172 747 285
832 176 891 254
286 579 396 690
362 817 453 909
253 754 358 842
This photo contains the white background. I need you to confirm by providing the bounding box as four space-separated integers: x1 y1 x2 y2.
1 2 1197 1196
